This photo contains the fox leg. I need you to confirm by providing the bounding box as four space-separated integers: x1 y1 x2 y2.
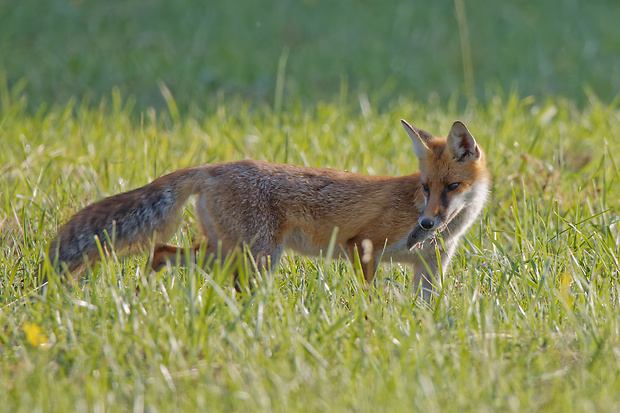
151 242 203 272
412 246 453 301
152 236 236 271
347 238 377 284
412 269 434 301
151 239 282 291
151 241 247 293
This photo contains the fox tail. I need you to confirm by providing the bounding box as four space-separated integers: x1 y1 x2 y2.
47 166 209 278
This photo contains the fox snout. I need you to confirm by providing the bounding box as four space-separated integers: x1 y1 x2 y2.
418 216 437 230
418 200 445 230
407 208 445 249
407 211 445 250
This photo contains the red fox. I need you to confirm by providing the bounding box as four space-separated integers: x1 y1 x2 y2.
47 120 489 298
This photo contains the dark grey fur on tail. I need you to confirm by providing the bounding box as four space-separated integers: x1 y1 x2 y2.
47 168 200 277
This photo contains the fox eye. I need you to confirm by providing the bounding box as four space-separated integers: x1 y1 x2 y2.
447 182 460 191
421 184 429 193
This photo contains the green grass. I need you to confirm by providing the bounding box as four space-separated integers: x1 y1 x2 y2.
2 0 620 411
2 86 620 411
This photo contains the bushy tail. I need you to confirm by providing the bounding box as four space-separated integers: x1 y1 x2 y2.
47 166 209 278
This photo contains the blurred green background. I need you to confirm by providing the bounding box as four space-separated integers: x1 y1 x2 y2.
2 0 619 111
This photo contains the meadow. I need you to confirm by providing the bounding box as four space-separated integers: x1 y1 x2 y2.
2 1 620 411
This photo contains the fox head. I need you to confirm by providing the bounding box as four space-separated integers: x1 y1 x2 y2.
401 119 488 237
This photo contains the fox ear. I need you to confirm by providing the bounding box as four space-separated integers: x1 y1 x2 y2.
401 119 431 160
447 121 480 163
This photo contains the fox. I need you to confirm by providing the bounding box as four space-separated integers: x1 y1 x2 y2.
46 119 490 299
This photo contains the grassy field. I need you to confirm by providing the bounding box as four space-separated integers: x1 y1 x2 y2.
2 0 620 412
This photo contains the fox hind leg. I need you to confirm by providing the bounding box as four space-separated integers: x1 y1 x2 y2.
151 237 230 271
151 242 203 272
151 240 249 292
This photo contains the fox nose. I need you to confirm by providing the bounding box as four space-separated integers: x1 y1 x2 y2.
419 217 434 230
